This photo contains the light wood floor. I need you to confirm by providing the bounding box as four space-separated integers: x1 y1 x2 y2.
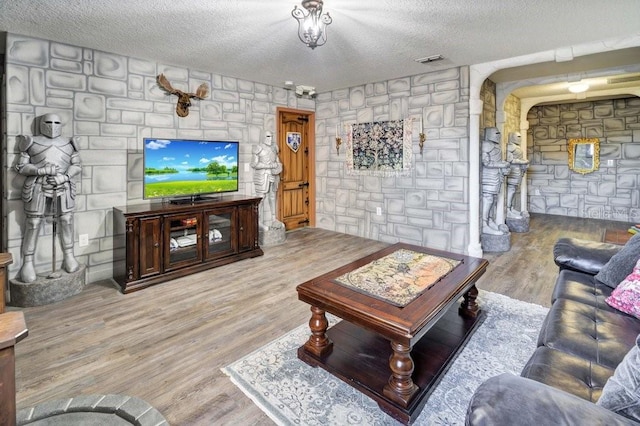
11 213 628 425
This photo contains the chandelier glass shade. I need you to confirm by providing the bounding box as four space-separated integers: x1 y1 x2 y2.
292 0 332 49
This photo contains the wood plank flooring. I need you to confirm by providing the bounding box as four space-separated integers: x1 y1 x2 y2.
10 213 629 425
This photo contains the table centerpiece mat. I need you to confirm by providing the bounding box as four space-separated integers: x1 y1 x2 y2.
332 248 461 307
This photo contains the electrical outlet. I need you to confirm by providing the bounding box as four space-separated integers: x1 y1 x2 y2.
79 234 89 247
376 207 382 216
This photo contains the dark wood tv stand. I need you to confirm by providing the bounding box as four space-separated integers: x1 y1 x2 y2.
112 195 263 293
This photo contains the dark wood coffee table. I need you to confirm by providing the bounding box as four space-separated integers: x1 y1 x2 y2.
296 242 488 424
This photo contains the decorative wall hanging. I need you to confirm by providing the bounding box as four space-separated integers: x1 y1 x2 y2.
156 74 209 117
286 132 301 152
346 118 413 176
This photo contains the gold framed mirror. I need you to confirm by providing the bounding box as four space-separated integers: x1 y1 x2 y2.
568 138 600 174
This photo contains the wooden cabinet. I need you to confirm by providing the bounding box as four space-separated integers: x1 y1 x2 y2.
113 195 263 293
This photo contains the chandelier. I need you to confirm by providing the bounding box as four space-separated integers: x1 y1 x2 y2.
292 0 332 49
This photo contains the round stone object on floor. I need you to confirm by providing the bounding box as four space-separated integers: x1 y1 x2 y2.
17 394 168 426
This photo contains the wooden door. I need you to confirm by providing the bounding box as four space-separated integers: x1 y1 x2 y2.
237 204 257 252
277 108 315 231
138 217 162 278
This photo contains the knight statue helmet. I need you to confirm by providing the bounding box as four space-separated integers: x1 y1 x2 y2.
40 113 62 139
509 132 522 145
484 127 501 144
264 131 273 145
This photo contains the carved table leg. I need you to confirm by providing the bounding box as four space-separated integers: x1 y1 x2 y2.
459 284 480 318
302 306 333 358
383 341 418 407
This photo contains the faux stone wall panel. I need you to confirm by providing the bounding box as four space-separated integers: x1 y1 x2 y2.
624 144 640 159
316 65 470 254
46 70 87 91
51 58 82 73
75 93 106 120
8 37 49 66
47 98 73 109
30 69 46 106
88 77 127 96
528 98 640 222
7 66 30 104
93 166 127 193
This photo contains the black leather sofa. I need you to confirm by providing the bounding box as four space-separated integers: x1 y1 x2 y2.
466 238 640 425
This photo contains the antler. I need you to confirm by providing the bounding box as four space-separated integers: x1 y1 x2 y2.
156 74 209 117
192 83 209 100
156 73 179 95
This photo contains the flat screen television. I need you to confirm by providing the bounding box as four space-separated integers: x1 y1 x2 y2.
143 138 239 201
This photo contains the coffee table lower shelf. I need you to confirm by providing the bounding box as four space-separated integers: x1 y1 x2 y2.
298 304 485 424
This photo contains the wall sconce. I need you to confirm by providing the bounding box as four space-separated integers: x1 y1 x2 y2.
292 0 332 49
335 125 342 155
419 132 426 155
418 118 425 155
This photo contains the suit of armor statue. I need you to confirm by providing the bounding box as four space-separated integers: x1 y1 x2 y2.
506 132 530 218
481 127 510 235
250 131 283 230
15 113 82 283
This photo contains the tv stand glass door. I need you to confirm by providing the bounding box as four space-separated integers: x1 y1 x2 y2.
165 213 202 270
205 207 237 260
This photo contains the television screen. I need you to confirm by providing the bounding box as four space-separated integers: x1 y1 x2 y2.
143 138 239 200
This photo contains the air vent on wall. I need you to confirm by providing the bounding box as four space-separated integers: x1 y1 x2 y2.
607 75 640 84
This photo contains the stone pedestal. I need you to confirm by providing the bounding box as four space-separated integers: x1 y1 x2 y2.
9 264 86 307
259 220 286 247
506 215 530 233
481 232 511 253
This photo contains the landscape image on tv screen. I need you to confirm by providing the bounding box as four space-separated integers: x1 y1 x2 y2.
143 138 239 199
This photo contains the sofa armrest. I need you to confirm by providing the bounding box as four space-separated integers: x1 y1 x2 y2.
466 373 637 426
553 238 621 275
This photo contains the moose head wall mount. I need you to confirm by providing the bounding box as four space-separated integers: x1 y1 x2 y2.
156 74 209 117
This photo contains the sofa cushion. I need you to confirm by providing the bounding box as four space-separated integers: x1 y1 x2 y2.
552 269 615 309
466 373 636 426
521 346 614 402
595 233 640 288
554 237 621 275
606 258 640 319
537 298 640 369
597 334 640 422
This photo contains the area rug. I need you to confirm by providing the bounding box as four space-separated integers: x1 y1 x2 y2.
222 291 548 425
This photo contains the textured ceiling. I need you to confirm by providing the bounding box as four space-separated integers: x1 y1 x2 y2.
0 0 639 93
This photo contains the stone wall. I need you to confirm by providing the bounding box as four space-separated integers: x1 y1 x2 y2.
314 67 471 253
480 79 496 129
526 98 640 222
3 33 311 283
502 93 523 210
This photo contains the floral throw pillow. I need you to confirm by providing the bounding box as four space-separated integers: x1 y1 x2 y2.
606 258 640 319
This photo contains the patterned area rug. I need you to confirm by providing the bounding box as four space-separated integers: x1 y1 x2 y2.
222 291 548 425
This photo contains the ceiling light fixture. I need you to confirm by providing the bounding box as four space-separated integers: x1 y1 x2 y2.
568 82 589 93
292 0 332 49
